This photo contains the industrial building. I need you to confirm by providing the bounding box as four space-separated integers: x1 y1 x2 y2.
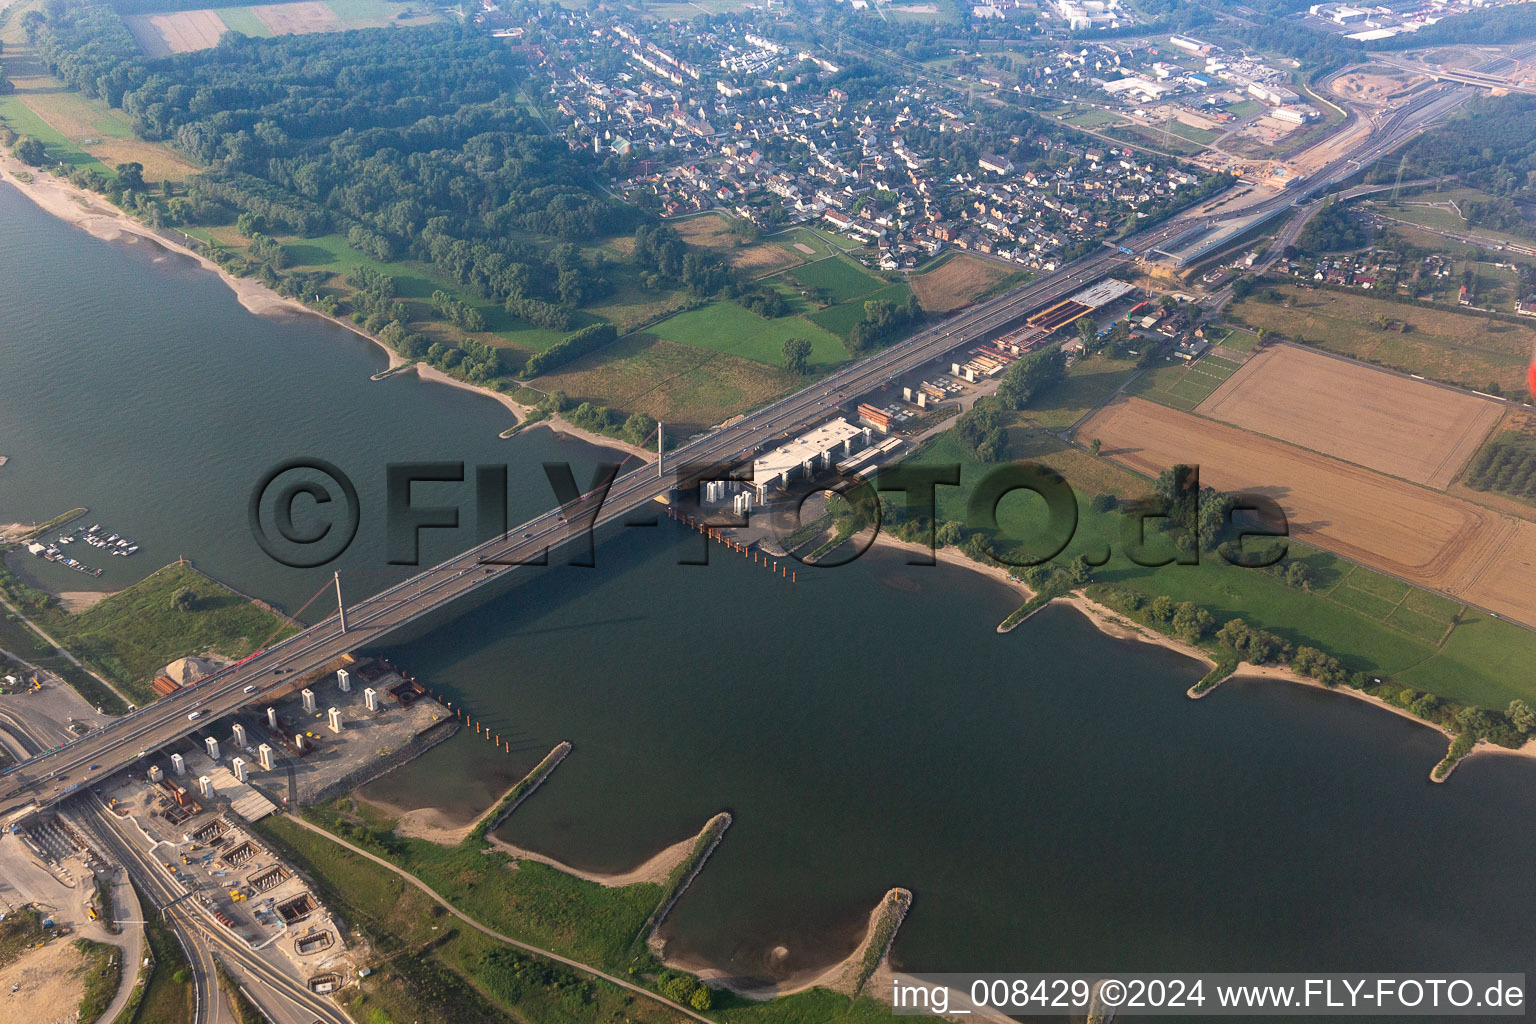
1169 34 1218 57
1102 76 1175 102
752 418 871 498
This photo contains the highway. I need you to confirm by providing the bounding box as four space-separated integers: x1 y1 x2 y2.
0 82 1470 824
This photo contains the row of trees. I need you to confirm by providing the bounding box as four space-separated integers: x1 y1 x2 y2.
522 322 618 378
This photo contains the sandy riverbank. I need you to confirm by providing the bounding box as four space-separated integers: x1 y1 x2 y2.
661 888 914 1003
1055 593 1218 672
1 151 313 321
900 563 1536 784
0 154 656 459
837 531 1036 601
412 362 655 462
361 781 707 886
57 590 114 612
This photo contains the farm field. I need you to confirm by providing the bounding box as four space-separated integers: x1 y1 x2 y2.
909 426 1536 708
771 255 887 304
649 300 847 369
123 9 226 55
1195 344 1503 489
124 0 438 56
527 333 799 434
1080 396 1536 629
671 213 802 276
807 281 913 338
1228 282 1536 394
908 253 1021 313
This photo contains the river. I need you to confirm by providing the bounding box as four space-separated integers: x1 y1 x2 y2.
2 181 1533 1002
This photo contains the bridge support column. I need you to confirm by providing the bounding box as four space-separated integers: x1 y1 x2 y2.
335 571 347 633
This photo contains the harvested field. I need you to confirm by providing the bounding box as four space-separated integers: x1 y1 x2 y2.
1230 283 1536 395
254 1 342 35
667 215 800 276
729 242 802 276
1196 344 1502 488
124 10 226 55
673 213 740 249
1080 396 1536 628
909 254 1017 313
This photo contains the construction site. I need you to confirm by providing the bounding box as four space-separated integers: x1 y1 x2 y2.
99 767 358 989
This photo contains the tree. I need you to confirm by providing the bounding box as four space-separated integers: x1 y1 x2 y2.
1088 438 1101 456
1077 314 1097 348
1509 699 1536 734
12 136 46 166
235 210 269 238
995 347 1067 410
1171 601 1214 641
1284 561 1313 590
621 412 657 447
114 161 144 191
1149 595 1174 622
170 588 196 612
781 336 812 374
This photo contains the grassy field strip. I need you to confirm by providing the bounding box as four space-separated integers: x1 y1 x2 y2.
276 814 716 1024
0 94 115 175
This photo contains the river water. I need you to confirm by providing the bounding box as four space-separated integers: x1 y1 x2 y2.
3 182 1533 996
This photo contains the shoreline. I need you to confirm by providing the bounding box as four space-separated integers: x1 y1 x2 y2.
658 887 912 1003
0 152 657 461
866 534 1036 601
366 772 903 1001
861 549 1536 786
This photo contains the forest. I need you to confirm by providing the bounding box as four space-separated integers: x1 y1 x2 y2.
1295 199 1368 254
29 2 632 333
1387 96 1536 237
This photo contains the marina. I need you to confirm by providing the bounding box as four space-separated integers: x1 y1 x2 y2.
24 522 140 576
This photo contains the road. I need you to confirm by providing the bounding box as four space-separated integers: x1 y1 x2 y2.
1202 176 1447 315
0 82 1471 825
